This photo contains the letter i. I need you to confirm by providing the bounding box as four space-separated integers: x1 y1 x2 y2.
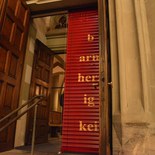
84 94 87 104
94 121 98 131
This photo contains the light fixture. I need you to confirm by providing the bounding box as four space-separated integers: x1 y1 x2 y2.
26 0 62 5
26 0 38 5
37 0 62 4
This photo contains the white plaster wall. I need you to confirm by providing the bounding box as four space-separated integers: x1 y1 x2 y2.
33 18 47 44
14 17 50 146
14 17 59 146
15 24 37 147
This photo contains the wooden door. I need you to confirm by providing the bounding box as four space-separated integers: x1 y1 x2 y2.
26 40 54 145
0 0 30 152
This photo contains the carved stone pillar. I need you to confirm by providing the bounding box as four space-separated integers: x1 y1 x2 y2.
109 0 155 154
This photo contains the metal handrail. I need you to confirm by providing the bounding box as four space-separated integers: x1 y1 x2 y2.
0 95 44 124
0 95 46 155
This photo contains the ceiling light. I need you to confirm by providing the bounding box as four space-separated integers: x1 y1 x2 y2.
26 0 62 5
36 0 62 4
26 0 38 5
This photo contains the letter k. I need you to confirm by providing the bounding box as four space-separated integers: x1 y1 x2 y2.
79 121 87 131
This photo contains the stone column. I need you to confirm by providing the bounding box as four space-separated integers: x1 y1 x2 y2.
145 0 155 125
109 0 154 154
115 0 144 119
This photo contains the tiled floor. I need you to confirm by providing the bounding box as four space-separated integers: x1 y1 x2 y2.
0 138 93 155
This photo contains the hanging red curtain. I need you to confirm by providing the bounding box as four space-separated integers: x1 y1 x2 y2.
62 9 99 154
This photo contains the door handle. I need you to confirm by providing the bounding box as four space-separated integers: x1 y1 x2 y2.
108 82 113 87
92 82 99 89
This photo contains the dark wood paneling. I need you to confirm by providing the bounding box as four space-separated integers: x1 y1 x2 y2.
0 0 6 31
4 84 14 108
17 1 28 26
26 40 54 145
49 111 62 125
7 0 18 14
1 14 14 42
0 0 30 152
14 26 23 50
9 54 18 78
0 0 2 10
0 47 7 72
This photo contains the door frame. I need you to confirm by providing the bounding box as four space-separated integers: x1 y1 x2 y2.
27 0 112 154
98 0 112 155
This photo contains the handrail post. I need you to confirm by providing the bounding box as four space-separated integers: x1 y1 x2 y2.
31 104 38 155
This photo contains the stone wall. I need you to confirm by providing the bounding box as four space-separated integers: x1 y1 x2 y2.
14 18 47 147
14 24 36 147
109 0 155 154
145 0 155 124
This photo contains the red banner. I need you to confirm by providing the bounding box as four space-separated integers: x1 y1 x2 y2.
62 9 99 154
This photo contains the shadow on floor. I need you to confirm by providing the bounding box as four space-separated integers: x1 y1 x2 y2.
0 138 96 155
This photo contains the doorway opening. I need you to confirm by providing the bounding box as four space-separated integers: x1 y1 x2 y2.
24 8 101 154
0 0 112 154
25 14 67 148
49 52 66 140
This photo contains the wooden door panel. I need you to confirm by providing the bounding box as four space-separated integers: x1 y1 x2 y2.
8 53 19 78
13 26 23 51
35 120 48 143
17 1 28 26
0 0 30 152
4 84 15 108
42 69 50 83
0 0 3 10
1 14 14 42
26 40 53 145
0 47 8 73
7 0 18 14
0 0 6 31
